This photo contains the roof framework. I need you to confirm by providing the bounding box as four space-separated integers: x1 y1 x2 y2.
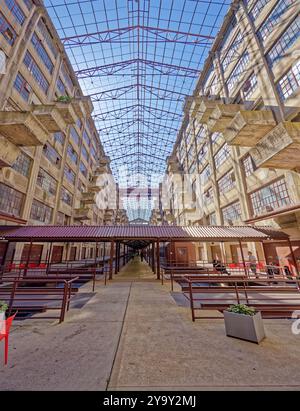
44 0 231 220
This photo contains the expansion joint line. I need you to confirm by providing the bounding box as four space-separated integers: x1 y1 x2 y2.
105 282 133 391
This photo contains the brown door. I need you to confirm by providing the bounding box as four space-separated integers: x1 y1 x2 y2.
69 246 77 261
21 245 43 264
51 246 64 263
0 243 8 265
81 247 87 259
176 247 188 265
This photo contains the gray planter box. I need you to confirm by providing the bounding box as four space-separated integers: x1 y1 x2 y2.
224 310 266 344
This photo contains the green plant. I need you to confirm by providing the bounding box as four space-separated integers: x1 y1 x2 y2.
0 301 8 313
227 304 256 316
56 95 72 103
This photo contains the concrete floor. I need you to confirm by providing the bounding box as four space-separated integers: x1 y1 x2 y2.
1 257 300 391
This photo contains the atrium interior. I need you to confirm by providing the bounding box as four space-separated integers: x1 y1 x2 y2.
0 0 300 391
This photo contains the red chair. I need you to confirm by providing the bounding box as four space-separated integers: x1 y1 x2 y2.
0 313 17 365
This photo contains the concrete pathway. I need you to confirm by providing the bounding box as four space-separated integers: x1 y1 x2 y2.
1 259 300 390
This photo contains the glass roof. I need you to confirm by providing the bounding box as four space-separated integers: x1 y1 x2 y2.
45 0 231 221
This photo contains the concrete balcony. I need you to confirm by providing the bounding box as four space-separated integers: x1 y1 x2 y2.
250 122 300 171
55 102 77 125
197 99 219 124
223 110 276 147
31 104 67 132
74 207 93 221
89 176 106 192
81 191 96 204
94 165 110 175
72 96 94 118
207 104 243 133
99 155 111 166
0 111 49 146
189 96 203 118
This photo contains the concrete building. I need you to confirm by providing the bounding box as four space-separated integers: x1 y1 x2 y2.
154 0 300 265
0 0 126 263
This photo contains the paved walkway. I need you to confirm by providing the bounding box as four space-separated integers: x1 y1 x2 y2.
1 259 300 390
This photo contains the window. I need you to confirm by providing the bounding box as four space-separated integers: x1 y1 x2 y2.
70 126 80 146
23 0 33 10
14 72 31 101
57 77 66 96
37 168 57 195
189 161 196 174
267 17 300 67
23 51 49 94
81 145 89 162
0 12 16 45
250 178 291 215
277 60 300 100
227 51 250 94
242 73 258 100
83 130 91 147
79 162 88 178
222 201 242 223
31 33 54 74
43 144 61 167
78 179 86 193
242 154 256 177
209 212 217 225
249 0 269 20
5 0 25 26
222 31 243 72
37 19 57 58
187 144 195 164
198 143 208 165
76 118 83 130
200 165 211 185
30 199 53 223
218 170 235 194
67 144 78 165
196 125 206 144
91 145 97 161
61 187 73 206
12 151 32 177
53 131 65 146
0 183 24 217
214 143 231 168
61 63 73 91
64 165 76 185
211 132 222 144
258 0 294 42
204 187 214 206
56 211 64 226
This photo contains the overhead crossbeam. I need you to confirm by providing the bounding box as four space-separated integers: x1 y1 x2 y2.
93 104 182 122
61 25 215 47
89 84 187 102
75 59 199 79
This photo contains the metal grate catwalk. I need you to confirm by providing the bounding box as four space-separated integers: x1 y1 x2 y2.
45 0 230 220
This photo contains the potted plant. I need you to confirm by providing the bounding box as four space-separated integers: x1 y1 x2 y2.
223 304 266 344
0 301 8 322
56 95 72 103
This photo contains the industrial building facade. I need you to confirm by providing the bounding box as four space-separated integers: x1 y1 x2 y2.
0 0 127 264
151 0 300 266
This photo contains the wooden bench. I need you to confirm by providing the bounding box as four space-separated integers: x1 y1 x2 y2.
161 266 219 290
0 276 79 323
182 276 300 321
